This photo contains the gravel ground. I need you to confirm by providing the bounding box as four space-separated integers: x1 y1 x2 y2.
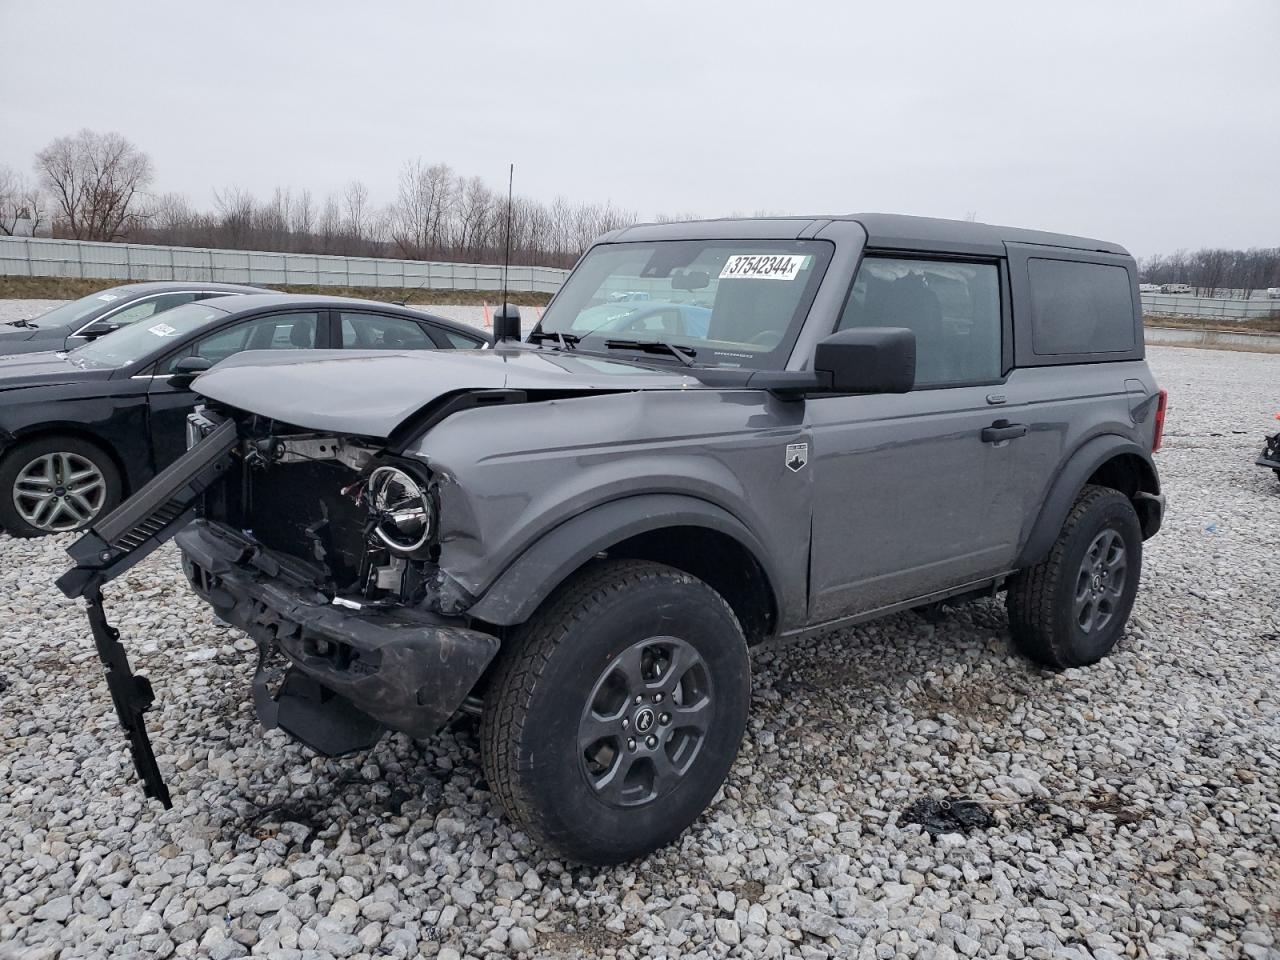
0 344 1277 960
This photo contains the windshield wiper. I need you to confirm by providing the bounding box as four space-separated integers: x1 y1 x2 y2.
6 318 37 328
527 330 580 349
603 338 698 367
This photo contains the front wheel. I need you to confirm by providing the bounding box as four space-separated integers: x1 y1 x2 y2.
0 436 122 537
480 559 750 865
1007 485 1143 668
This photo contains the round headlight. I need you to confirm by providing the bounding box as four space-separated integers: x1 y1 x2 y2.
366 466 433 553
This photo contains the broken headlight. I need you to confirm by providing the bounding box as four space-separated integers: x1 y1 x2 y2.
366 465 434 554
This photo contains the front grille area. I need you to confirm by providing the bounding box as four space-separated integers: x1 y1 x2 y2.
111 498 189 552
222 457 369 590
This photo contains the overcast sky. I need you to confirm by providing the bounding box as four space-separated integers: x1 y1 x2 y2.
1 0 1276 257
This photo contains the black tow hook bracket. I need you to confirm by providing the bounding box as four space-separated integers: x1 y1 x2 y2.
85 588 172 809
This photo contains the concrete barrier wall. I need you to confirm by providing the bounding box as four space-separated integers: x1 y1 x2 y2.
0 236 571 294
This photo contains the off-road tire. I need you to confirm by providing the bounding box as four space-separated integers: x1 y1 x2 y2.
0 435 122 537
480 559 751 865
1007 485 1142 668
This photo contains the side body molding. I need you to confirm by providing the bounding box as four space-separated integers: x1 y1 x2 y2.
1014 433 1161 569
465 493 783 628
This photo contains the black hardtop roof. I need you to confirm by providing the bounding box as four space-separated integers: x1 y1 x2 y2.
604 212 1130 257
197 293 490 339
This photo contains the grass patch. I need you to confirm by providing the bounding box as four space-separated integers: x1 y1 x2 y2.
0 276 552 307
1145 313 1280 334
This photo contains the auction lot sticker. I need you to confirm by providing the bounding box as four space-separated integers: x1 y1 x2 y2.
719 254 808 281
147 322 179 337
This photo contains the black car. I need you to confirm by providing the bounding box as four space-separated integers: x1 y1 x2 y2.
0 294 490 536
0 281 266 356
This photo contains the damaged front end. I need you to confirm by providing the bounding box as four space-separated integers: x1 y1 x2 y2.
59 407 500 807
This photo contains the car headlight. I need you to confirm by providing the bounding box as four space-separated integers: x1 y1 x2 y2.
366 465 434 553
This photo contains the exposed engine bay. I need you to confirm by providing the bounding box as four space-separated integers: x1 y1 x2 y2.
191 406 457 613
57 405 502 804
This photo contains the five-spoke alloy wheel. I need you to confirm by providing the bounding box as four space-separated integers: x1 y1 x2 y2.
0 436 122 537
482 559 750 865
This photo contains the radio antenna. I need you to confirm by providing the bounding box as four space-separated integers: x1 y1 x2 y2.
501 163 514 318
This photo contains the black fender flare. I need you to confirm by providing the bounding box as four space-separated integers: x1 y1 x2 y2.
465 493 782 627
1014 434 1161 569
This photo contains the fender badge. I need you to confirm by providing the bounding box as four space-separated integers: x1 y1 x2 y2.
785 442 808 472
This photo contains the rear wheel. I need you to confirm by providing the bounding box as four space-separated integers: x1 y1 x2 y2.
480 559 750 865
1007 485 1142 668
0 436 122 537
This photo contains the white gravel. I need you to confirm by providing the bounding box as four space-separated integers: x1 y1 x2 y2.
1 345 1278 960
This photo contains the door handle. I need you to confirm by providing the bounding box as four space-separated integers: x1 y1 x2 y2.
981 419 1028 443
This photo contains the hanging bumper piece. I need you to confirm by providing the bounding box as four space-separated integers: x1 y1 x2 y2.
58 418 239 807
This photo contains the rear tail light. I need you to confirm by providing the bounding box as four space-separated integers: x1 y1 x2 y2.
1152 388 1168 452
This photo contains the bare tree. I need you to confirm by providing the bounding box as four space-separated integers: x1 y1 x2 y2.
0 164 47 236
342 180 373 251
1141 246 1280 298
34 129 154 240
114 151 637 268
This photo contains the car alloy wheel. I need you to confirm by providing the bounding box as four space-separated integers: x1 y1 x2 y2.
1073 528 1127 634
578 635 713 807
13 451 108 532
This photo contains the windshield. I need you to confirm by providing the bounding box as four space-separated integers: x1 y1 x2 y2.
17 286 140 329
535 239 833 368
68 303 229 369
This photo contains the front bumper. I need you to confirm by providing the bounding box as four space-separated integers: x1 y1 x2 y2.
175 519 500 745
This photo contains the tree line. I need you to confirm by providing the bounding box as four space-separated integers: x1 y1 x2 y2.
0 129 636 268
1139 248 1280 298
5 129 1276 283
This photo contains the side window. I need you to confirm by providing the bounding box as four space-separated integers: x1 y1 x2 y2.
1028 259 1135 355
102 292 198 328
434 328 486 349
164 312 318 373
837 257 1001 387
340 312 434 350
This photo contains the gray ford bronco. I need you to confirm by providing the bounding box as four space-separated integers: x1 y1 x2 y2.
59 214 1167 864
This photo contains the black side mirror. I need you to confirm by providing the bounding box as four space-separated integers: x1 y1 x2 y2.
79 320 120 340
167 355 213 387
814 327 916 394
493 304 521 342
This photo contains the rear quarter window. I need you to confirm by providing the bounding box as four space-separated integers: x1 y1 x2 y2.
1029 259 1135 355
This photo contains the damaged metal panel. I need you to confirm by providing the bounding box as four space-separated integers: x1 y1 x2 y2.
412 386 814 630
192 347 699 438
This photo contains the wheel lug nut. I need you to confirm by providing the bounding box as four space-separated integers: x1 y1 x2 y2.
621 717 629 729
627 738 636 750
645 736 657 749
660 713 670 725
653 692 664 702
634 695 643 704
